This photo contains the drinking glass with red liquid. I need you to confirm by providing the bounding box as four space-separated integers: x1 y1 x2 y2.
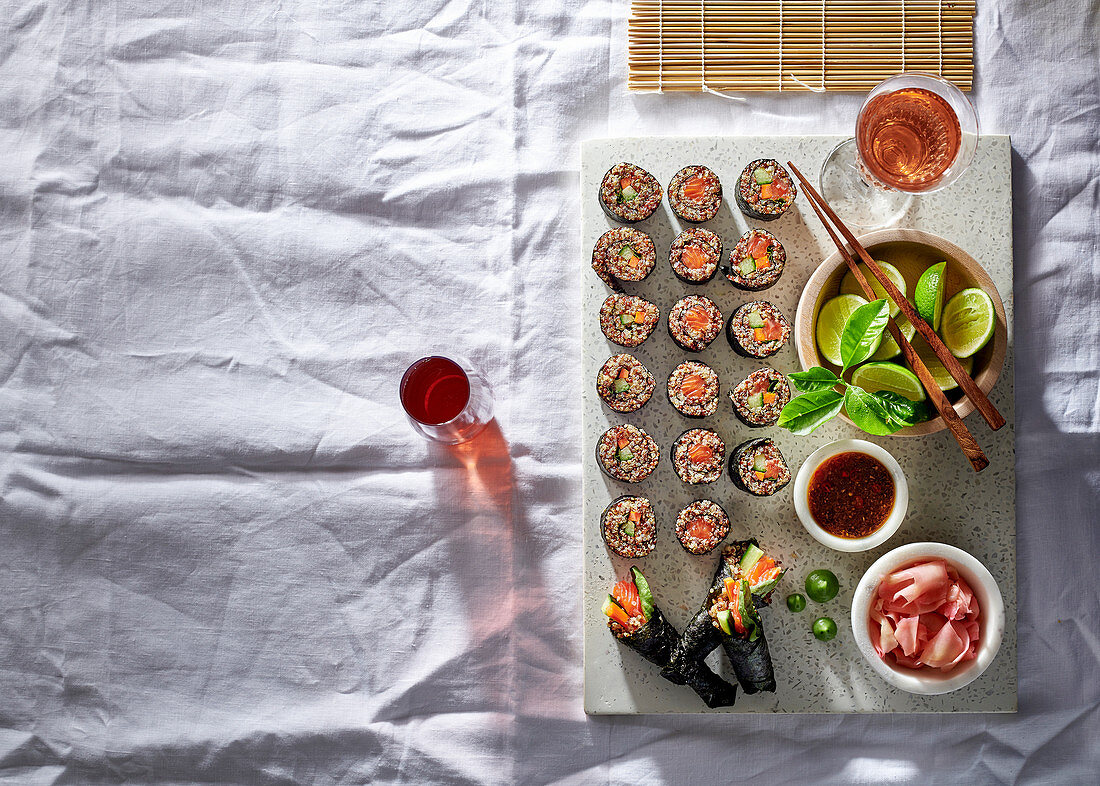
400 356 493 444
820 72 979 229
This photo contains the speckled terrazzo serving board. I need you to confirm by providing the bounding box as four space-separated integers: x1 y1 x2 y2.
581 135 1016 714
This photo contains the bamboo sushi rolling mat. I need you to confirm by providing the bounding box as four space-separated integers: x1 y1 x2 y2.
628 0 976 93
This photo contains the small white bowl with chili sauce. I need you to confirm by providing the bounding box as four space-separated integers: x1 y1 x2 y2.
793 439 907 552
851 542 1005 695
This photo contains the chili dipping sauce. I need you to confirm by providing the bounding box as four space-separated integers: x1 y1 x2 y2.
807 452 895 538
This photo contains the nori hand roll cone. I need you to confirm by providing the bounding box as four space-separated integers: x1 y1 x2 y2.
716 540 786 694
708 575 775 695
606 567 737 709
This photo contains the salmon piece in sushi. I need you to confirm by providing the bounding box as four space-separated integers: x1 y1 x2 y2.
667 361 720 418
669 227 722 284
668 295 723 352
667 165 722 224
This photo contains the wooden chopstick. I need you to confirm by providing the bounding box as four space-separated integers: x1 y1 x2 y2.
797 191 989 472
787 161 1006 433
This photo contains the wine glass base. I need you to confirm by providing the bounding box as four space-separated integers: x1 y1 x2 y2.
819 139 913 231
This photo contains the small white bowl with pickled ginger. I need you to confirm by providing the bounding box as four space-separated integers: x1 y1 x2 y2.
851 542 1005 695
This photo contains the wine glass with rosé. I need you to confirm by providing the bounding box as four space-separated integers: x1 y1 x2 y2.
819 72 980 230
400 356 494 444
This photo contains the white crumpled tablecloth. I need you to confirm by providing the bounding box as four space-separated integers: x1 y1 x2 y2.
1 1 1097 783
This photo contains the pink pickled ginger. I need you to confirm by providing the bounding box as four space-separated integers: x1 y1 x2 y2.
868 559 981 672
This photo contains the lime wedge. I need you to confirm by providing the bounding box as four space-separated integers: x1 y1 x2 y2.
914 262 947 330
941 288 996 358
851 362 927 402
869 311 917 361
816 294 868 366
910 340 974 391
839 261 907 317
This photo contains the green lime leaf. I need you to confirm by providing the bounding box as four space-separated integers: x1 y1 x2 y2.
840 298 891 373
788 367 842 394
844 385 902 436
777 390 845 436
872 390 934 427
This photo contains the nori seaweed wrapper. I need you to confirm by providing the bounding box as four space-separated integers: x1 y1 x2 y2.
664 544 780 696
722 630 777 695
674 655 738 709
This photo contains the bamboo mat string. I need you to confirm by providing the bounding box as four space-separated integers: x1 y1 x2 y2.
657 0 663 91
787 0 827 92
901 0 907 72
698 0 746 102
938 0 943 75
778 0 783 90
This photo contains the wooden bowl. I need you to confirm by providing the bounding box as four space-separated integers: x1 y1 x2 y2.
794 229 1007 437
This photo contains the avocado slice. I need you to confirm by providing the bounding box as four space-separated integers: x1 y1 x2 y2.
716 609 734 636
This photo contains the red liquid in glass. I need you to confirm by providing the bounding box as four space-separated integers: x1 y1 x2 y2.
857 87 962 191
401 357 470 425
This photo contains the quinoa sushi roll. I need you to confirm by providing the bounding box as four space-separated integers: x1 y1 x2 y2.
668 295 723 352
729 368 791 427
667 361 719 418
599 162 662 224
735 159 797 221
669 227 722 285
675 500 730 555
605 567 738 709
723 229 786 291
599 293 660 347
726 300 790 358
667 165 722 224
596 424 659 483
596 354 655 414
728 438 791 497
670 429 725 485
592 228 656 291
600 496 657 558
